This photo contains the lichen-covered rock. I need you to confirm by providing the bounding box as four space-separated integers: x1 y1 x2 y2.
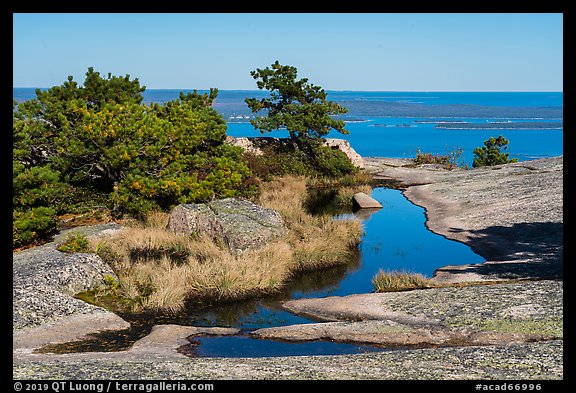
13 223 131 342
130 325 240 355
277 280 563 347
227 136 264 155
167 203 223 240
12 341 564 380
13 247 121 330
364 156 563 282
168 198 287 251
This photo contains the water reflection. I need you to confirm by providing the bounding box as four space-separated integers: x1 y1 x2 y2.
40 186 486 356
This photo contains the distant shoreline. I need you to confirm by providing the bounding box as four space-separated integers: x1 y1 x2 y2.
435 121 562 130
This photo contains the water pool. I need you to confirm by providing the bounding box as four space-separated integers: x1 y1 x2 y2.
44 187 485 357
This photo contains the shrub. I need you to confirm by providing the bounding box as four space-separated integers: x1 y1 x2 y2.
57 233 92 253
242 146 309 180
12 162 69 247
414 151 451 165
13 207 59 248
472 135 518 168
243 137 357 180
13 68 257 247
12 163 71 212
414 147 464 169
311 141 358 178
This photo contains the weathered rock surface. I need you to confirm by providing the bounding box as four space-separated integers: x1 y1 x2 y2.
252 319 542 347
168 198 287 251
167 203 223 240
365 156 563 282
13 341 563 379
13 224 125 331
13 312 129 353
227 136 264 155
258 280 562 347
130 325 239 355
352 192 383 210
13 224 131 353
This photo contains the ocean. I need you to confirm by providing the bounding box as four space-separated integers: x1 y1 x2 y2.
13 89 563 166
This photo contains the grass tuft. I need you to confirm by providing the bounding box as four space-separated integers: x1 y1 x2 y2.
372 269 435 292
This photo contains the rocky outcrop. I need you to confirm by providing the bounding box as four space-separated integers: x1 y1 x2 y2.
13 224 125 331
167 204 222 240
227 136 264 155
352 192 382 210
225 136 285 155
130 325 239 356
323 138 365 168
13 340 564 380
168 198 287 251
13 224 130 352
364 156 563 283
251 319 544 347
255 280 562 347
226 136 365 168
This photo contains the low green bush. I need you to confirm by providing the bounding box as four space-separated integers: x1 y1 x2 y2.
312 142 357 178
13 207 59 248
56 233 92 253
244 137 357 180
12 68 259 247
414 147 464 169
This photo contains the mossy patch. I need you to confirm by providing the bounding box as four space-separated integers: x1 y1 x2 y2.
449 317 563 338
75 289 134 314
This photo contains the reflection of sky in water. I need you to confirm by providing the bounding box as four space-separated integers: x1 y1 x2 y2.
190 335 388 358
185 188 486 356
192 187 485 329
290 187 485 299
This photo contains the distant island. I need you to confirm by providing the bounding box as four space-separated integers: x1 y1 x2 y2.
436 121 562 130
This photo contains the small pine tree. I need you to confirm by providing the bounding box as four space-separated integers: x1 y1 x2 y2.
245 61 349 140
472 135 518 168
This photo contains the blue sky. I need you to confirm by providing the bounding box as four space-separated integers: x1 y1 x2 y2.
13 13 563 91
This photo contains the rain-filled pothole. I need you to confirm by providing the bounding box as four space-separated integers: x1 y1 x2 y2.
37 187 485 357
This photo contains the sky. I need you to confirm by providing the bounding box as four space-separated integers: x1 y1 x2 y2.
12 13 563 91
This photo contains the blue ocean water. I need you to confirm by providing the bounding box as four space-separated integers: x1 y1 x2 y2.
14 88 563 166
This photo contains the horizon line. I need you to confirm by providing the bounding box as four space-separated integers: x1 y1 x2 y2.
13 87 564 94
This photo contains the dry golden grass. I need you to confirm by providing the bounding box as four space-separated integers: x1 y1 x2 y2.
95 176 363 313
306 171 374 189
372 270 435 292
260 177 363 270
